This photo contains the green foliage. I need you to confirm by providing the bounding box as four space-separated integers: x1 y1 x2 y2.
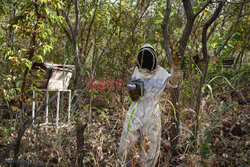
200 131 212 160
0 0 249 166
0 0 62 101
207 64 249 94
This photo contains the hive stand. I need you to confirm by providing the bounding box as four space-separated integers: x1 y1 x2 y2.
32 89 72 128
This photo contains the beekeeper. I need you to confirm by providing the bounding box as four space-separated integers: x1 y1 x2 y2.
118 44 182 166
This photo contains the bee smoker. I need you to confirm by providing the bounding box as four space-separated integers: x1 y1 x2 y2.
127 79 145 101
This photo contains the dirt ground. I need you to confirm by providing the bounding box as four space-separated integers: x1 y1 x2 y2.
0 91 249 166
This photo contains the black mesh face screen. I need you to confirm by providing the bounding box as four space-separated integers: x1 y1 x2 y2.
137 49 157 71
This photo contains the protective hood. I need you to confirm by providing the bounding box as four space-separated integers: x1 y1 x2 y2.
136 44 157 71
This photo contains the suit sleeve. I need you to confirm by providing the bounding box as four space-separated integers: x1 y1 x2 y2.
131 66 139 79
163 68 179 88
165 67 182 88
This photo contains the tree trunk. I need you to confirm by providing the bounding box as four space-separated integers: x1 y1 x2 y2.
13 2 41 166
170 84 180 154
194 2 224 147
161 0 204 155
73 34 86 167
188 49 194 108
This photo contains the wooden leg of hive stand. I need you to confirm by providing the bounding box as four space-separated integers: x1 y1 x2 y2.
32 90 36 124
68 90 71 123
56 91 60 128
46 91 49 124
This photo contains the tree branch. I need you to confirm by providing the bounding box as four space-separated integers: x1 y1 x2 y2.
177 0 195 58
84 5 97 56
79 0 87 25
211 0 249 4
194 1 224 145
131 0 151 44
214 0 244 56
202 2 224 60
194 0 212 18
62 25 72 41
234 36 249 68
0 94 58 163
74 0 79 37
66 0 73 16
207 21 219 40
60 9 74 35
0 25 7 31
161 0 172 67
91 21 118 77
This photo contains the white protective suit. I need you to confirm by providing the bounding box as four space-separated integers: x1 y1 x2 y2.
118 44 180 166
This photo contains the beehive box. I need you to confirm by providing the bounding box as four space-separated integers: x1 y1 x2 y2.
31 62 75 90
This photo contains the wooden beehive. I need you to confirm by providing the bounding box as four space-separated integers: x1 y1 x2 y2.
31 62 75 90
222 58 235 70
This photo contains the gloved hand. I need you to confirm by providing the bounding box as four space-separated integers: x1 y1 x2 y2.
172 55 183 70
127 79 144 102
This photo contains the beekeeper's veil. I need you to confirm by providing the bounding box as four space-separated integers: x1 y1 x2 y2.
137 44 157 71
